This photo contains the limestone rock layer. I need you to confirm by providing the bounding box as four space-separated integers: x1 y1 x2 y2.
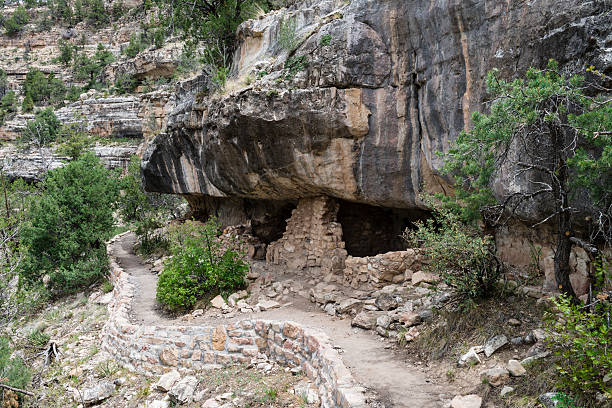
142 0 611 211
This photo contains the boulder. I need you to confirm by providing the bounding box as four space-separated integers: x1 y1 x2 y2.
450 394 482 408
202 398 221 408
500 386 514 397
210 295 227 309
351 311 383 330
169 375 199 404
412 271 438 286
155 370 181 392
376 314 392 330
480 367 509 387
398 311 421 327
82 381 115 405
484 334 508 357
374 293 398 311
337 298 362 314
457 348 481 367
507 359 527 377
257 300 281 311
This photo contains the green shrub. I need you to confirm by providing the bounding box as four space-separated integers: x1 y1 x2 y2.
56 116 94 160
0 68 7 97
22 69 66 106
111 0 126 21
101 280 114 293
118 156 183 253
4 5 29 36
546 260 612 405
27 328 50 347
0 336 31 389
153 28 166 49
320 34 331 46
404 197 500 308
56 39 75 66
21 94 34 112
87 0 108 27
22 107 61 145
113 73 137 95
284 55 308 80
0 91 17 124
156 218 248 311
124 33 149 58
21 153 119 294
72 43 114 90
279 16 298 51
74 0 85 22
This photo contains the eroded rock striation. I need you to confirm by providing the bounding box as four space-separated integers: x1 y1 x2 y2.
143 0 610 206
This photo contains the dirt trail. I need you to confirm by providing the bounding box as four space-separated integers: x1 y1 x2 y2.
112 233 453 407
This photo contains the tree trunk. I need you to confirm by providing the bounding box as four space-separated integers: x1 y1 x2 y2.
555 208 577 299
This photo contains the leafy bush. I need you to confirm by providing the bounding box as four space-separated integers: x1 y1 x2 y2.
546 260 612 405
153 28 166 49
22 69 66 106
111 0 126 20
56 115 94 160
124 33 150 58
118 156 184 254
0 337 31 389
156 218 248 311
87 0 108 26
56 39 75 66
404 197 500 307
4 5 29 36
320 34 331 46
21 95 34 112
0 68 7 97
27 328 50 347
113 73 137 95
284 55 308 80
279 16 298 51
0 91 17 124
21 153 119 294
22 107 61 145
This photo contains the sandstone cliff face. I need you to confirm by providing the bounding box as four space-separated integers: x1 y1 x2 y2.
142 0 611 210
141 0 610 293
0 144 137 181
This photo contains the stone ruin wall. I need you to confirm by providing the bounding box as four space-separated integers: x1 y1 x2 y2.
264 196 425 291
266 197 348 280
102 233 367 408
262 196 595 297
343 250 425 292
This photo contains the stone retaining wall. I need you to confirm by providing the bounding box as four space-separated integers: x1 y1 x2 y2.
343 249 425 291
102 233 366 408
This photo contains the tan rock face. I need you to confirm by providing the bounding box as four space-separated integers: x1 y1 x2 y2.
212 326 226 351
143 0 610 208
159 348 179 366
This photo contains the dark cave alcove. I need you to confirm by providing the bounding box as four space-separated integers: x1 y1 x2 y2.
337 200 430 257
185 195 296 244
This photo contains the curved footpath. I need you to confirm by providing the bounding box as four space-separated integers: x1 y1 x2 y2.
102 232 452 407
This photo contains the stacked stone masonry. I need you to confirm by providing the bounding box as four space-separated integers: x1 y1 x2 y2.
343 249 425 291
102 233 366 408
266 197 347 278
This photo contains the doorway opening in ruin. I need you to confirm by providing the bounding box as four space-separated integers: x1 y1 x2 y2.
248 201 297 244
337 200 429 257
